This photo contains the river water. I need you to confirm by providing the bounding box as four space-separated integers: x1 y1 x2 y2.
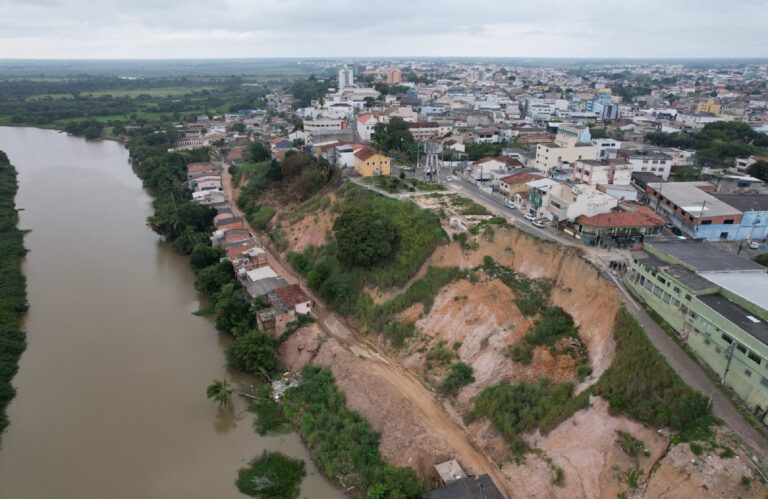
0 127 342 499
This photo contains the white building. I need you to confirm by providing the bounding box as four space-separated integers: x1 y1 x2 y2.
338 65 354 91
572 159 632 187
619 149 673 181
543 183 619 223
356 113 389 142
534 124 599 174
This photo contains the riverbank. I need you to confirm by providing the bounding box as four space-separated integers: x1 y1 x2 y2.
0 149 27 443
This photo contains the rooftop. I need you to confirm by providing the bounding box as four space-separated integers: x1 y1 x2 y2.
647 182 742 218
577 206 665 229
712 194 768 212
424 475 504 499
698 271 768 313
698 294 768 347
645 240 765 272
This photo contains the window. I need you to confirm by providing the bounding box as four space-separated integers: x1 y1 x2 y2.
761 377 768 389
745 369 752 378
722 333 733 344
749 351 762 365
701 220 712 225
715 347 722 354
685 294 692 301
737 344 747 354
704 339 711 345
657 276 666 284
674 287 680 294
723 219 734 225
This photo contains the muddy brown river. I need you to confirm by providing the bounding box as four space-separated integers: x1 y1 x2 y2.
0 127 342 499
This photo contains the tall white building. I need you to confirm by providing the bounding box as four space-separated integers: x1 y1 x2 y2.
338 65 354 91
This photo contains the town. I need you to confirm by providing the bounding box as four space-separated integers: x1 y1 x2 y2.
164 59 768 497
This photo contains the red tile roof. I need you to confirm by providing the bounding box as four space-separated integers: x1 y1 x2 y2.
500 172 544 185
577 206 665 229
354 147 383 161
274 284 310 307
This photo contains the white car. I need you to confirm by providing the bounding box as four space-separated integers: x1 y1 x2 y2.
749 241 760 250
504 199 517 209
524 213 537 221
445 176 453 181
532 219 547 228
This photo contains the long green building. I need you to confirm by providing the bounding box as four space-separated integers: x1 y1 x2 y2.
626 240 768 421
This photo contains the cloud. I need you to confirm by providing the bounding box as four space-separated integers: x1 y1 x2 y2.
0 0 766 58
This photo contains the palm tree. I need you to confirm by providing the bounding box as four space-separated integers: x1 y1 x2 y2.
206 378 233 409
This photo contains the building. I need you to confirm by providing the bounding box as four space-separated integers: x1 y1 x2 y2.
711 194 768 241
696 99 722 115
619 149 673 181
256 284 312 336
646 182 744 240
498 172 544 196
574 204 665 246
407 121 442 141
353 147 391 177
338 65 354 91
386 65 402 84
542 183 619 223
534 124 599 175
303 118 347 133
626 241 768 418
425 474 504 499
572 159 632 187
356 113 389 143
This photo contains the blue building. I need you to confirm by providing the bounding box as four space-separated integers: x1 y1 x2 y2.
713 194 768 241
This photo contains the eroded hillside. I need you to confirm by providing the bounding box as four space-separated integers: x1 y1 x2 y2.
237 174 766 498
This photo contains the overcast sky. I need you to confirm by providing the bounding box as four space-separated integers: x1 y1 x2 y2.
0 0 766 59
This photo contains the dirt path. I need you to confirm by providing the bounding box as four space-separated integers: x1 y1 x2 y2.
221 164 513 497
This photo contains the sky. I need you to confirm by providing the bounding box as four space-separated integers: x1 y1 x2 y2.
0 0 767 59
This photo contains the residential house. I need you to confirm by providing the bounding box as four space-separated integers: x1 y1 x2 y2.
356 113 389 142
534 124 599 175
574 204 665 246
542 183 619 224
243 265 288 299
572 159 632 187
497 172 545 196
619 149 673 181
257 284 312 336
353 147 391 176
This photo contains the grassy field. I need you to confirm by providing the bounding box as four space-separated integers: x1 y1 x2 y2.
26 86 213 101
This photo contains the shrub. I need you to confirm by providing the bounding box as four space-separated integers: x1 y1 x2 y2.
593 308 712 434
617 430 646 458
235 451 305 498
333 207 399 267
441 362 475 397
250 206 276 230
226 330 282 378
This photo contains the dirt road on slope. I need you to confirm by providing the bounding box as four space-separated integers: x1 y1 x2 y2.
220 164 513 496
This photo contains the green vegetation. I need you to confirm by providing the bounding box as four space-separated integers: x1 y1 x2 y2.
334 206 399 267
226 330 283 379
0 151 28 443
754 253 768 267
288 75 329 107
645 122 768 166
464 379 587 455
747 161 768 182
617 430 648 458
481 257 552 316
235 451 306 499
361 175 445 193
740 475 752 490
441 362 475 397
509 306 588 372
206 378 233 409
552 466 565 487
280 366 428 497
371 117 418 162
288 184 445 315
624 466 643 490
690 442 703 455
250 385 292 436
249 206 276 230
593 308 712 436
433 193 490 216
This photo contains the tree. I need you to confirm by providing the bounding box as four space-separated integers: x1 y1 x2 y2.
747 161 768 182
214 282 254 335
333 207 399 267
190 244 223 272
371 117 417 160
441 362 475 397
755 253 768 267
231 123 246 133
206 378 232 409
194 261 236 296
227 330 282 378
248 142 271 162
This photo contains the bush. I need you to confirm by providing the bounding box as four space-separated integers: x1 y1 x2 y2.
593 308 712 434
464 379 583 455
441 362 475 396
617 430 646 458
235 451 305 498
280 366 428 497
226 330 282 378
250 206 276 230
333 206 399 267
250 385 291 436
755 253 768 267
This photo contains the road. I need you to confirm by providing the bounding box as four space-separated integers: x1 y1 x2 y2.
433 169 768 458
219 162 514 496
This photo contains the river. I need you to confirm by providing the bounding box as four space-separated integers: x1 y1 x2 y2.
0 127 342 499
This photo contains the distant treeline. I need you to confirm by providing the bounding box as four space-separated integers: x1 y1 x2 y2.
0 150 28 443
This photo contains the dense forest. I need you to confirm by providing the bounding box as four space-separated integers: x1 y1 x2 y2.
0 150 28 443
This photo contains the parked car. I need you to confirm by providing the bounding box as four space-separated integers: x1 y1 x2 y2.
524 213 537 221
504 199 517 209
532 219 547 228
749 241 760 250
445 176 453 181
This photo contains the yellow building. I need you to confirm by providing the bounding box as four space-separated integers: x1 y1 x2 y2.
696 99 721 114
353 147 391 176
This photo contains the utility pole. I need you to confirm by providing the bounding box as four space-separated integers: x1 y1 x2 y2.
723 342 736 385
